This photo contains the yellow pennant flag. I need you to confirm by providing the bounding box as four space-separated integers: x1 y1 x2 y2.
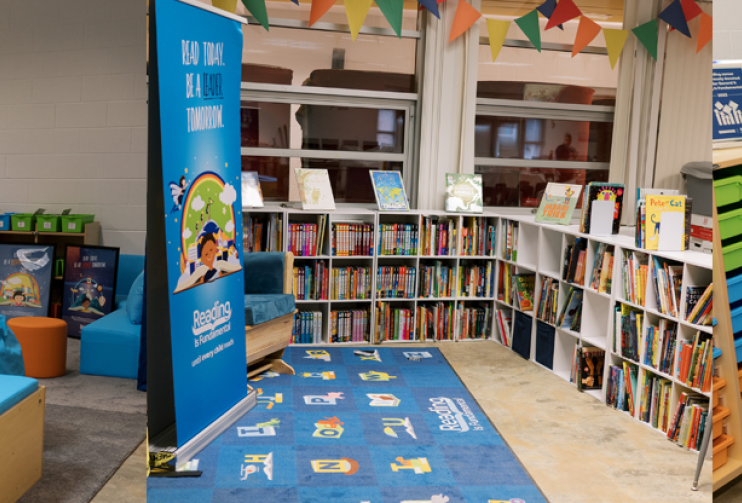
212 0 238 13
603 28 629 70
486 18 511 62
345 0 374 40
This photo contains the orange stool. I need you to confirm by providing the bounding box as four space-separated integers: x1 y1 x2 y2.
8 317 68 378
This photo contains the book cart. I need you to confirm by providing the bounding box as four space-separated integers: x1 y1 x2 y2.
242 206 712 445
712 147 742 491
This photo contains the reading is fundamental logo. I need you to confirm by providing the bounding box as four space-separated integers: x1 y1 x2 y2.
192 299 231 346
428 397 483 432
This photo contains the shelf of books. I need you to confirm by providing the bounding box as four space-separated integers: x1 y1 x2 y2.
487 214 712 458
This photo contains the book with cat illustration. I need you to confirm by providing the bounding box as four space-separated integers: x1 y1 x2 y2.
577 347 605 391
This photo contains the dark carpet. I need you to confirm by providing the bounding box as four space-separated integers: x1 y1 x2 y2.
17 339 146 503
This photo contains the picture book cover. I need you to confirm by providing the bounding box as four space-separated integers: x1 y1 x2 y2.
645 195 686 251
445 173 483 213
560 288 583 329
241 171 264 208
581 183 624 235
535 183 583 224
369 170 410 211
295 168 336 210
0 244 54 321
579 347 605 390
514 274 536 311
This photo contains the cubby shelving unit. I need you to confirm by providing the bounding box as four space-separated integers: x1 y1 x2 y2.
242 206 712 451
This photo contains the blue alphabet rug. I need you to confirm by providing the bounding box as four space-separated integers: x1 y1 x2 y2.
148 347 548 503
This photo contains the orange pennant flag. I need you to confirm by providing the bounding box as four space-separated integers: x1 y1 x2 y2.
572 16 602 57
449 0 482 43
696 12 712 53
310 0 337 27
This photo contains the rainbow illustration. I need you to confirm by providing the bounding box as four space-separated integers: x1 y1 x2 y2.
0 273 41 307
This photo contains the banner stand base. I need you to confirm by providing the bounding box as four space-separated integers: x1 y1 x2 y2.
150 388 257 469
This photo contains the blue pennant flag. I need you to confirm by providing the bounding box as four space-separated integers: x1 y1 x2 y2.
537 0 563 31
659 0 691 37
417 0 440 19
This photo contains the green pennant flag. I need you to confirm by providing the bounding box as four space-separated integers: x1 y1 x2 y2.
242 0 269 31
514 9 541 52
375 0 403 38
632 19 658 61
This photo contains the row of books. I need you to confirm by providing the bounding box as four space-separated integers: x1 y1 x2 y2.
331 309 369 343
377 266 416 299
458 262 495 298
292 311 322 344
563 237 587 284
287 220 325 257
243 213 283 253
331 223 374 256
293 262 329 300
606 362 638 415
579 182 624 235
495 309 513 347
501 219 518 261
651 257 682 318
456 304 492 340
497 262 514 304
685 283 713 325
621 250 648 306
378 224 418 256
616 304 642 362
667 392 708 451
558 287 583 332
571 346 605 390
375 303 414 342
588 243 614 294
635 191 691 251
420 217 457 256
536 277 559 325
460 217 496 256
330 266 372 300
643 321 677 376
419 261 455 299
638 373 672 431
417 302 456 341
676 330 713 392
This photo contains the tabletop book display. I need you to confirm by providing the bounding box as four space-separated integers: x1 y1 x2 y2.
535 183 583 224
241 171 264 208
445 173 483 213
369 170 410 211
295 168 336 210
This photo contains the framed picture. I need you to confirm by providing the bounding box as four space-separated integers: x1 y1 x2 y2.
61 244 120 338
0 243 55 321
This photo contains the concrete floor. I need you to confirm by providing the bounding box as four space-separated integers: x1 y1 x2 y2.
92 341 712 502
715 475 742 503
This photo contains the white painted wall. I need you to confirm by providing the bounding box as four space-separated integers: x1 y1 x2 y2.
714 0 742 60
0 0 147 255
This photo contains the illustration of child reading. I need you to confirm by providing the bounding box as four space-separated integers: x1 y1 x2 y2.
173 220 242 294
0 275 42 308
68 281 106 316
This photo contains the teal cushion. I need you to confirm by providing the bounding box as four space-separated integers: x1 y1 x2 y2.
80 309 140 379
126 272 144 325
244 294 295 326
0 375 38 416
243 253 285 295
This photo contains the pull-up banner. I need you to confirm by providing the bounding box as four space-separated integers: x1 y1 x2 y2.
148 0 247 448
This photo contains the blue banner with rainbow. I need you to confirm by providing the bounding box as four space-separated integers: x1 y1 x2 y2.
155 0 247 446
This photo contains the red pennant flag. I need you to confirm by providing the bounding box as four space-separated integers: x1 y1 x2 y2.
572 16 602 57
696 12 712 53
310 0 337 27
449 0 481 43
545 0 581 30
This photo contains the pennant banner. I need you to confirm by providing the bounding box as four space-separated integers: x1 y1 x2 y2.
681 0 703 21
659 0 691 37
632 19 658 61
417 0 441 19
515 10 541 52
603 28 629 70
545 0 581 30
310 0 336 26
697 12 712 54
449 0 482 43
572 16 601 57
376 0 404 38
486 19 511 62
345 0 373 40
242 0 269 31
212 0 238 13
537 0 563 31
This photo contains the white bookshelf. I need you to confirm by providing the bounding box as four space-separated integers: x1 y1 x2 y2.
242 207 712 450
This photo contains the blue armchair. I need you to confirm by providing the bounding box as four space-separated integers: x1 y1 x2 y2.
80 254 144 379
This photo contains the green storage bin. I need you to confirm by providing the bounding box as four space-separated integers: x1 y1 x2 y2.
61 214 94 233
719 208 742 241
715 176 742 207
723 241 742 273
37 214 61 232
11 213 35 232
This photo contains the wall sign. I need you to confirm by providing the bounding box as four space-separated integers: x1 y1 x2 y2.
714 62 742 143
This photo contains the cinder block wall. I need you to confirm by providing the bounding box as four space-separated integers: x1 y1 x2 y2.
0 0 147 254
714 0 742 60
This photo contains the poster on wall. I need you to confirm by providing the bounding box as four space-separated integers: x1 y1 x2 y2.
61 245 120 338
0 244 54 321
148 0 248 449
713 61 742 143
